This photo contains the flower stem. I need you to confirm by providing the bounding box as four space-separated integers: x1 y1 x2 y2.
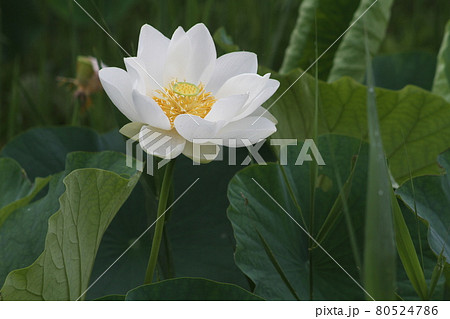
71 98 80 126
144 159 176 284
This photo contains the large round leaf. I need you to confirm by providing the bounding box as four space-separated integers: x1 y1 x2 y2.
268 67 450 184
227 135 447 300
0 173 64 287
0 153 141 300
0 158 50 226
86 182 153 299
0 151 138 289
0 158 33 209
228 135 369 300
397 150 450 261
0 127 124 179
0 127 132 288
125 278 263 301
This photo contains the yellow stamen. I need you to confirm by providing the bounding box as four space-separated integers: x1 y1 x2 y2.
152 80 216 127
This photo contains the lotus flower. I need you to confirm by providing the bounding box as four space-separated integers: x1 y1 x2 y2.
99 23 279 162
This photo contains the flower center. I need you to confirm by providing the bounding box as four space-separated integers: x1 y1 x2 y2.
152 80 216 127
172 82 200 96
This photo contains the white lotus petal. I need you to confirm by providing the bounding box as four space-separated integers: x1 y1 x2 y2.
247 106 278 124
185 23 216 85
163 27 191 85
99 67 139 121
232 79 280 121
132 90 171 130
139 125 185 159
137 24 170 86
215 73 270 101
124 57 161 94
119 122 145 140
204 94 249 122
174 114 225 141
182 140 221 164
206 51 257 94
216 116 277 147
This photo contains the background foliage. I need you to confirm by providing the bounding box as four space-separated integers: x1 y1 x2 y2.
1 0 450 143
0 0 449 301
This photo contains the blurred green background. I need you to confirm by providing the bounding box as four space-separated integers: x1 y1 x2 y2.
1 0 449 147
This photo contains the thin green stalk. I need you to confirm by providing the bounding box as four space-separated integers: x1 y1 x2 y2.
158 0 169 35
38 5 49 117
16 80 48 125
322 135 363 273
160 227 176 278
201 0 214 26
0 6 3 128
308 13 320 301
156 183 175 279
280 165 307 228
314 153 357 245
392 189 428 300
428 249 446 299
71 98 81 126
7 60 20 141
267 0 294 69
69 0 77 76
144 159 176 284
185 0 199 28
256 229 301 300
400 128 424 271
